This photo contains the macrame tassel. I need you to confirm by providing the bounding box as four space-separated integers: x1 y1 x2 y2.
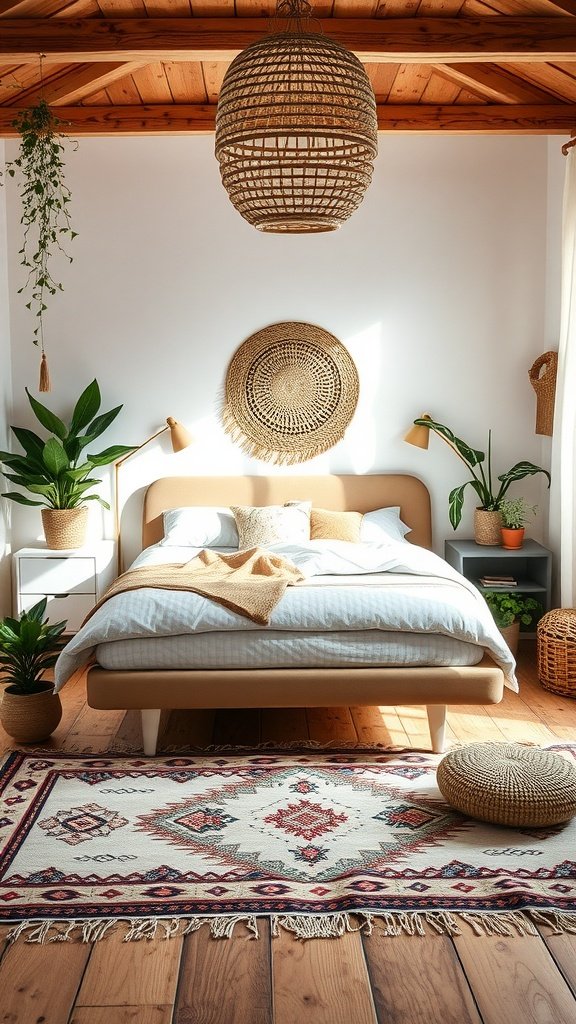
39 351 51 392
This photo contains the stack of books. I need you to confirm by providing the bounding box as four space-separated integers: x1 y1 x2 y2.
479 575 517 587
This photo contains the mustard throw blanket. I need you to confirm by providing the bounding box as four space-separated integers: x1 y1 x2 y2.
87 547 304 626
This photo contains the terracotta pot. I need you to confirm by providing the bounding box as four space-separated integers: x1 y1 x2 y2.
0 682 62 743
501 526 525 550
474 508 502 546
41 507 88 550
499 621 520 656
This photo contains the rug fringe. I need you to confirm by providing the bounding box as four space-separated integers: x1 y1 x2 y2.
8 909 576 945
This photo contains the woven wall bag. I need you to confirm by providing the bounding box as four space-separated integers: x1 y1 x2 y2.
529 351 558 436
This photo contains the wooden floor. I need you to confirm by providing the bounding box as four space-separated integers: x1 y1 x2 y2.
1 642 576 1024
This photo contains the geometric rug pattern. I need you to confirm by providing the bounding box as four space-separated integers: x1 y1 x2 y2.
1 749 576 931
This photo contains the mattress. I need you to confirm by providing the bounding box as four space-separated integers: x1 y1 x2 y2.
55 538 517 691
95 629 483 672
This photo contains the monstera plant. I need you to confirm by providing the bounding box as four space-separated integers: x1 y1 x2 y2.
0 379 136 549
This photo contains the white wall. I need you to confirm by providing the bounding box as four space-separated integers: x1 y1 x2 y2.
0 141 13 613
4 134 559 569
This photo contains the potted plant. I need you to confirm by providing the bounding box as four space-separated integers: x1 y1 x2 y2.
2 98 78 391
483 591 543 656
0 598 67 743
411 417 550 545
499 497 537 550
0 379 136 549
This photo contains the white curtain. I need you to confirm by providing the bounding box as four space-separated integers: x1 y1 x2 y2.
549 146 576 607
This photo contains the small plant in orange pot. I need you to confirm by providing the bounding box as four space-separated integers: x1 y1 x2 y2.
499 497 537 549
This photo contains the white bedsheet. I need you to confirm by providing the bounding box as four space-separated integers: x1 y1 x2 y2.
54 539 517 690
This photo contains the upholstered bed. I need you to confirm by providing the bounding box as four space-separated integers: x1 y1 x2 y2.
55 474 509 755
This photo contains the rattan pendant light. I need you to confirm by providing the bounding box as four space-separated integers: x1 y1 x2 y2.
214 0 378 233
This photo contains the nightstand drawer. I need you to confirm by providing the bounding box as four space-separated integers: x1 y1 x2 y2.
18 557 96 595
19 593 95 632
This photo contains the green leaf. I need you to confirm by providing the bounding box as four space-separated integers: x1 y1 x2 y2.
10 426 46 464
448 483 470 530
414 418 485 468
25 597 48 622
42 438 69 477
86 445 137 467
497 462 551 492
69 380 101 435
80 405 123 443
1 491 44 506
26 389 67 439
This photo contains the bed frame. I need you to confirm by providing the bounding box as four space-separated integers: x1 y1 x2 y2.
86 474 504 755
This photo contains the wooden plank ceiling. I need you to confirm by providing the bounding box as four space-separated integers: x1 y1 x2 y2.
0 0 575 135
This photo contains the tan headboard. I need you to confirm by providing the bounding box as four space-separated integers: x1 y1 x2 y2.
142 474 432 550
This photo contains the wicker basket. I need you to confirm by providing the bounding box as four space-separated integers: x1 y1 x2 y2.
41 507 88 550
529 351 558 436
0 683 62 743
474 508 502 546
499 621 520 656
437 742 576 827
537 608 576 698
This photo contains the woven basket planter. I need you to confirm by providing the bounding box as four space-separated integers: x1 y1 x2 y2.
41 507 88 550
537 608 576 698
0 683 62 743
437 742 576 827
499 621 520 656
474 508 502 546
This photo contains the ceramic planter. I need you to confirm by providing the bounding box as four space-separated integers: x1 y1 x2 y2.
501 527 525 550
0 681 62 743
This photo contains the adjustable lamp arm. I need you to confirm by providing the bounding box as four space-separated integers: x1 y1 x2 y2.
114 418 192 575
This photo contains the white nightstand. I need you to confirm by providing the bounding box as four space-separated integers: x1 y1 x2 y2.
12 541 116 632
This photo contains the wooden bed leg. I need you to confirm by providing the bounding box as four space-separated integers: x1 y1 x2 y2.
426 705 447 754
141 709 161 756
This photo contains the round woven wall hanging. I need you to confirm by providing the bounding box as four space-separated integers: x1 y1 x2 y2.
222 322 359 464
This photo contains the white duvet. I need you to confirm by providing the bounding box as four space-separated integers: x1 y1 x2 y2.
54 539 517 690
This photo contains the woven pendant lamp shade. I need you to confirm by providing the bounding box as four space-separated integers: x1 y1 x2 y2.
214 0 378 233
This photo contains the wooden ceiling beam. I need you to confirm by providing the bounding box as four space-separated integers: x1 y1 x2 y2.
1 17 576 64
0 102 573 134
433 62 563 102
2 62 145 106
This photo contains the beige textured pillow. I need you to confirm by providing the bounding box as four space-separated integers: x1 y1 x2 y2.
231 502 311 548
310 508 362 542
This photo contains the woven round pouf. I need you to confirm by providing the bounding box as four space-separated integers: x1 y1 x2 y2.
436 742 576 827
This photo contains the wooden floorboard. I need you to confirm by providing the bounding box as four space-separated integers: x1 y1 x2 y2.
174 918 273 1024
2 644 576 1024
362 931 483 1024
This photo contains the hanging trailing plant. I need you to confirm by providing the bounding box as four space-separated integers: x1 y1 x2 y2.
4 96 78 391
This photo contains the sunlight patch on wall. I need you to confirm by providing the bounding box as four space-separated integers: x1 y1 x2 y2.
342 323 382 473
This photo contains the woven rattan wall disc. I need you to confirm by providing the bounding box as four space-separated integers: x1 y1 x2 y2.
222 322 359 464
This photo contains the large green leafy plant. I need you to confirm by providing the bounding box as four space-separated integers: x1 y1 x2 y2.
413 417 551 530
0 598 67 695
0 379 136 510
483 592 543 630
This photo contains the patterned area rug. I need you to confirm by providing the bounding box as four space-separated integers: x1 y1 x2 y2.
2 748 576 943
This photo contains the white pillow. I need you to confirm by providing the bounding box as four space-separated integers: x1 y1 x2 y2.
161 506 239 548
231 501 311 548
361 507 411 544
